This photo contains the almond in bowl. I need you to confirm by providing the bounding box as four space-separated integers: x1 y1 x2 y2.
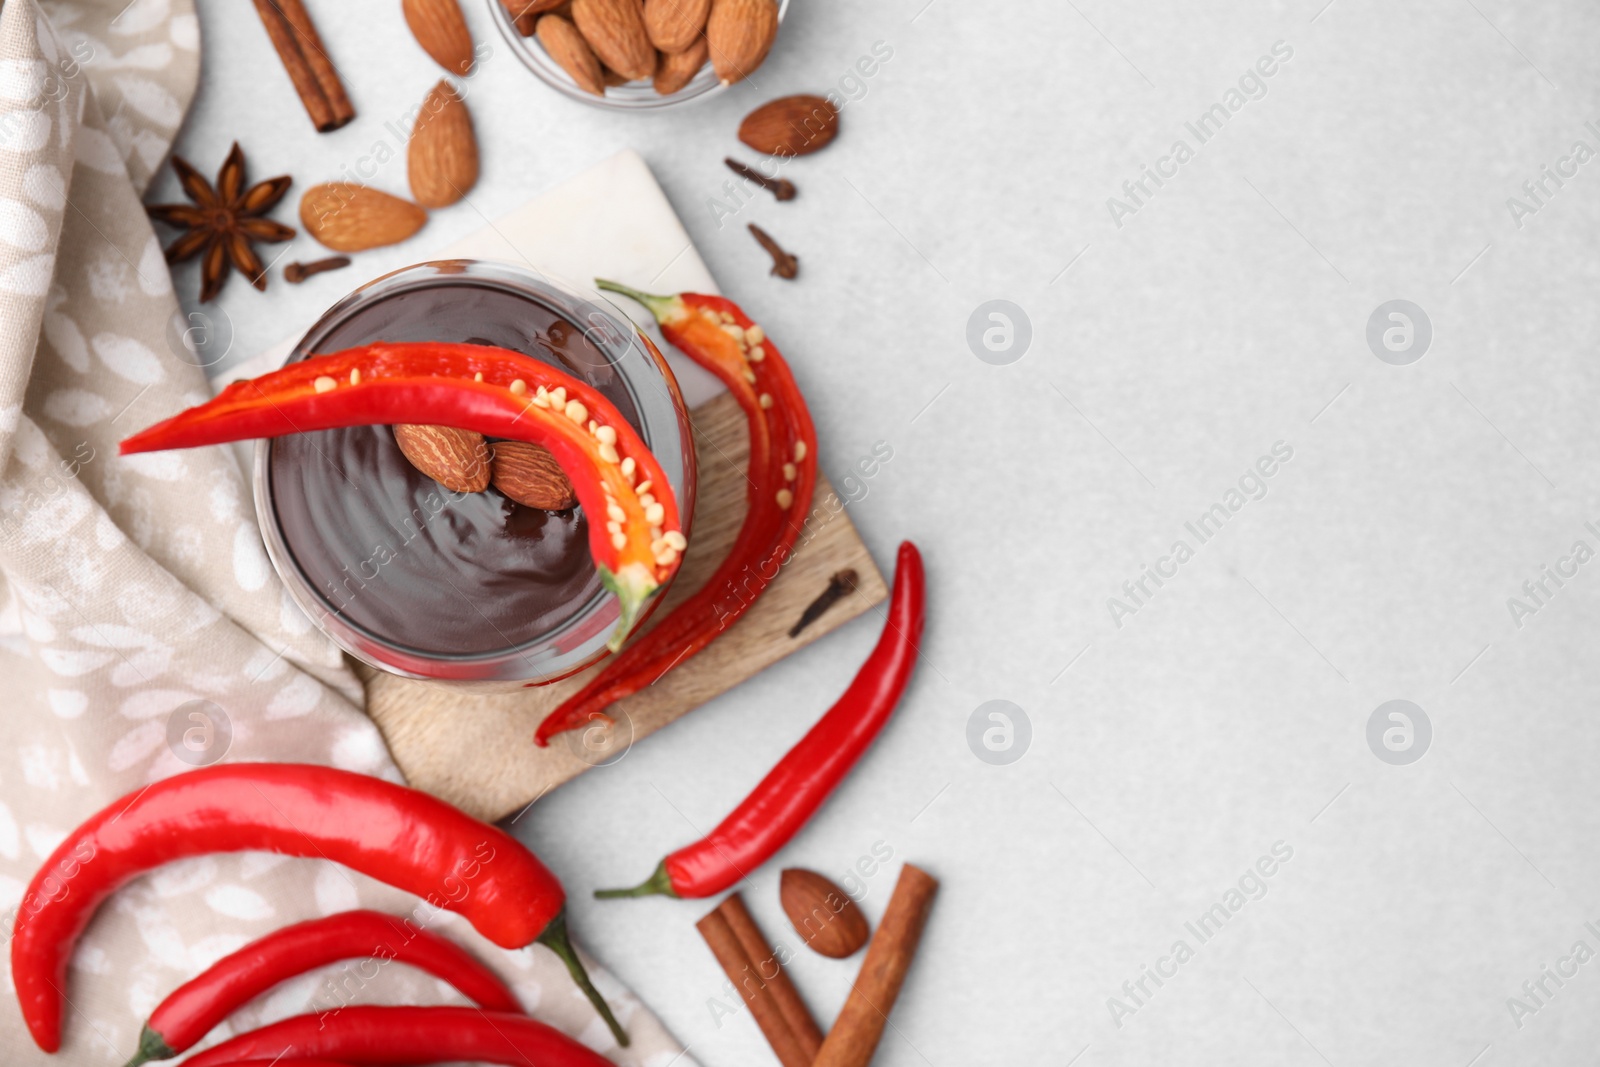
491 0 789 109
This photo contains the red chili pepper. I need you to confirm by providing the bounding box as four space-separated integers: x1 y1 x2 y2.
119 341 685 649
533 283 819 743
597 541 924 899
123 910 523 1067
180 1005 614 1067
10 764 627 1052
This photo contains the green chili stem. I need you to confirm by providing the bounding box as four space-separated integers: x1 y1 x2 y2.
594 860 678 900
536 909 630 1048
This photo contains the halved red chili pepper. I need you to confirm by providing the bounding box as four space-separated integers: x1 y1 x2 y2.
180 1005 613 1067
597 541 924 899
119 341 685 649
123 909 522 1067
533 283 818 744
10 764 627 1052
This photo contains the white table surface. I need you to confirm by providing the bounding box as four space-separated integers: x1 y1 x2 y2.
163 2 1600 1063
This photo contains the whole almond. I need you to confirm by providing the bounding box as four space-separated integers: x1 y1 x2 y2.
644 0 709 53
300 184 428 252
403 0 476 75
491 441 577 510
408 81 479 208
393 424 491 493
705 0 777 85
572 0 656 82
780 869 869 958
653 35 707 95
537 13 606 95
739 94 839 157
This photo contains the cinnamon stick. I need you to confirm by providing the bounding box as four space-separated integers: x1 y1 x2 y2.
251 0 354 132
719 893 824 1060
812 864 939 1067
696 906 812 1067
273 0 355 126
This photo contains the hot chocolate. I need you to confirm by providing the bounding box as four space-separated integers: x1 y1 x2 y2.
267 278 643 658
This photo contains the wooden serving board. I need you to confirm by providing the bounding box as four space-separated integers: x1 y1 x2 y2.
365 392 887 822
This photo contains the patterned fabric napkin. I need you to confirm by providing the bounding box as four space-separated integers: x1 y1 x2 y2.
0 1 685 1062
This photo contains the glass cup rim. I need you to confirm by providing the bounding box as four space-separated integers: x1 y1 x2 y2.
486 0 790 111
251 259 696 685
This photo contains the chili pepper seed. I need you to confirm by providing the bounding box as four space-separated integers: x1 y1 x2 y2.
313 375 337 393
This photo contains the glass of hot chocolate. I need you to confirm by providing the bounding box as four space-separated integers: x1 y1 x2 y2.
253 260 696 687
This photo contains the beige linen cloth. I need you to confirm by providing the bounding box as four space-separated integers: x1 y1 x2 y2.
0 1 685 1063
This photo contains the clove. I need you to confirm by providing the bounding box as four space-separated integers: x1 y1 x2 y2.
283 255 352 283
789 569 858 638
749 224 799 280
725 157 796 201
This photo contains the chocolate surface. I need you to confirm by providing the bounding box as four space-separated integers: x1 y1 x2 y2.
267 280 639 656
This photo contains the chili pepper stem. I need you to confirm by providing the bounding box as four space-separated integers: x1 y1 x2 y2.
601 563 658 652
594 860 678 900
120 1025 174 1067
536 909 630 1048
595 278 681 324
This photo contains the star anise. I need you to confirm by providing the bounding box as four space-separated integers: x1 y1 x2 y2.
146 142 295 303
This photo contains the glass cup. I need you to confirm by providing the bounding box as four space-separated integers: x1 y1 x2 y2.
253 260 696 687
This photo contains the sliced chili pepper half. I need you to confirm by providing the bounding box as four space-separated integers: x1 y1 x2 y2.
119 341 686 649
531 283 818 743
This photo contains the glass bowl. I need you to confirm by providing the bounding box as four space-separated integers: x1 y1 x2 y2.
488 0 790 111
252 260 696 687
